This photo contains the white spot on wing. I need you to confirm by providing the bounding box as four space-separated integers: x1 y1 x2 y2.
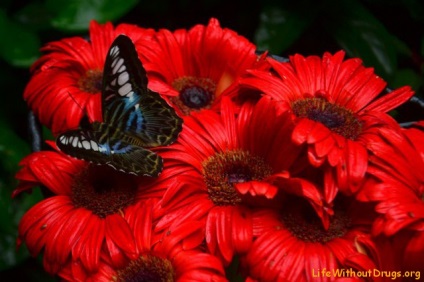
113 58 124 75
118 72 129 86
72 137 78 147
118 83 132 96
90 141 99 151
118 65 126 73
110 46 119 56
59 135 65 142
111 57 118 68
82 140 90 150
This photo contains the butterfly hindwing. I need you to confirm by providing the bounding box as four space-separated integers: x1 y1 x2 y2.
57 128 162 177
102 35 183 147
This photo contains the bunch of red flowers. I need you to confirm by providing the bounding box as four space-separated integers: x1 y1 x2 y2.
15 18 424 281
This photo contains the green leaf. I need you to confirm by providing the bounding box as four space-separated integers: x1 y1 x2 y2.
391 68 423 90
13 2 53 31
324 0 398 79
42 126 54 145
0 120 30 174
0 9 40 68
0 181 44 270
390 33 412 58
0 119 43 270
0 256 56 282
225 256 243 282
46 0 140 32
254 2 318 54
0 185 39 269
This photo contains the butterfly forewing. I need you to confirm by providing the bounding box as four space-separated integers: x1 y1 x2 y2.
102 35 182 147
55 35 182 177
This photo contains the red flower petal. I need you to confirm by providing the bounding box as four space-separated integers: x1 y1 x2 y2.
341 67 386 111
292 118 315 145
89 21 115 67
19 196 74 257
156 220 204 258
235 181 278 199
104 238 128 269
323 167 338 204
15 151 82 195
125 200 154 252
206 207 234 264
44 208 92 271
291 54 323 95
173 250 226 279
105 214 137 259
307 146 327 167
306 121 332 144
364 86 414 113
73 214 105 272
231 207 253 253
337 140 368 194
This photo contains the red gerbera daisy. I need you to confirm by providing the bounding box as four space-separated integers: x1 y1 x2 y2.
238 51 414 195
146 97 335 265
14 147 167 275
141 18 258 115
239 195 378 282
24 20 155 134
357 125 424 237
58 200 226 282
354 123 424 274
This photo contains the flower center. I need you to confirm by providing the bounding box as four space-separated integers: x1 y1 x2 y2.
291 97 362 140
281 198 351 243
71 165 137 218
115 254 174 282
78 69 103 93
171 76 216 114
202 150 273 206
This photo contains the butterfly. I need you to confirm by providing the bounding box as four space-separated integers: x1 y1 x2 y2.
56 34 183 177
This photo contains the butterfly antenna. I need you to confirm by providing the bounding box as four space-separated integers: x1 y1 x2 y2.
67 91 83 109
66 91 95 124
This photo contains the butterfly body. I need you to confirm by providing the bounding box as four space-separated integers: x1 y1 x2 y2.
56 35 182 176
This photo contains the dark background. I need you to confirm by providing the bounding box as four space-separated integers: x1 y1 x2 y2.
0 0 423 280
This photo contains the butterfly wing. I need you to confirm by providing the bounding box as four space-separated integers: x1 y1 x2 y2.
56 128 162 177
102 35 182 147
55 35 180 177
